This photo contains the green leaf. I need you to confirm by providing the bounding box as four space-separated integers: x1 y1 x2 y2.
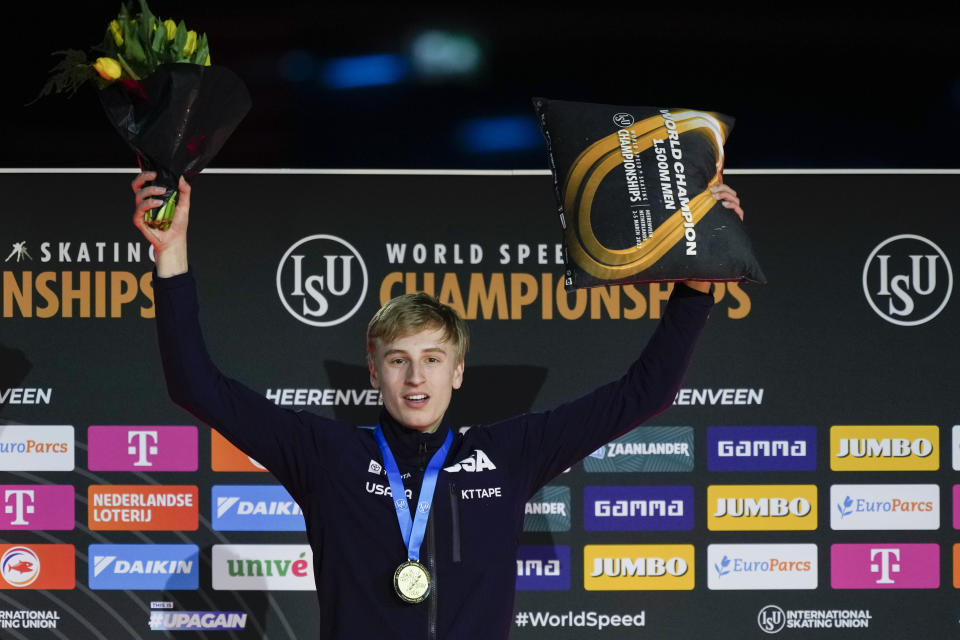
173 20 187 61
27 50 95 105
123 20 146 63
193 33 209 65
118 3 130 23
150 18 166 54
136 0 156 25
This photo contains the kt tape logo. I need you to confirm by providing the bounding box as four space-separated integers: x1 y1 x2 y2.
863 234 953 326
277 234 368 327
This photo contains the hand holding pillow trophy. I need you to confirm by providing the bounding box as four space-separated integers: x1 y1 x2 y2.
534 98 764 288
36 0 250 230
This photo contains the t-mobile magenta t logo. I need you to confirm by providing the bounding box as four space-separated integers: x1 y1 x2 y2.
127 430 160 467
869 548 901 584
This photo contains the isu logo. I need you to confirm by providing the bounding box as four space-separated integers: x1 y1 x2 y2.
276 234 368 327
1 547 40 587
863 234 953 326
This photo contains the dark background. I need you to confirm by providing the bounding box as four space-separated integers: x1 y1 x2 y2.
6 3 960 170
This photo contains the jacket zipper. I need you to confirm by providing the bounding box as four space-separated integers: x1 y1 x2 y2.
448 481 461 563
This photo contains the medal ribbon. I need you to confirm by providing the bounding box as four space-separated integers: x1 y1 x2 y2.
374 425 453 563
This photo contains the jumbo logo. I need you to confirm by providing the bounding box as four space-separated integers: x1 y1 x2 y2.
276 234 368 327
515 545 570 591
830 426 939 471
583 544 694 591
707 485 817 531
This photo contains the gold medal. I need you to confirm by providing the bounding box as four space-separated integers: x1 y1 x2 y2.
393 561 431 603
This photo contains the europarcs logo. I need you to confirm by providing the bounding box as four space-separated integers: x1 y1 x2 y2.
862 234 953 326
276 235 368 327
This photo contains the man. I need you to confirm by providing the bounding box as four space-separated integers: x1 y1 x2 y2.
133 172 743 639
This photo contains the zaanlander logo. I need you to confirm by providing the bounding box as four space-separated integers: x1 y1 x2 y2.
830 425 939 471
276 234 368 327
863 234 953 326
524 486 571 532
584 426 693 472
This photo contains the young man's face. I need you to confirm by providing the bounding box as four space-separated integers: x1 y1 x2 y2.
368 327 464 433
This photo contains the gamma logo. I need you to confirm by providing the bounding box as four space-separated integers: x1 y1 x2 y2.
863 234 953 326
277 234 368 327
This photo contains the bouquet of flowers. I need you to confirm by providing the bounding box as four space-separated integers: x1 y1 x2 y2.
37 0 251 229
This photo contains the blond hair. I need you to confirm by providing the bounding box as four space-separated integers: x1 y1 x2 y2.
366 293 469 362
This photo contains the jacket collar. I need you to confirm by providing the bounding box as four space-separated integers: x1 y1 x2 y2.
378 409 452 470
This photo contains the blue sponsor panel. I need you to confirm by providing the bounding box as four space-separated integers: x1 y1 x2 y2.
515 546 570 591
583 486 694 531
707 426 817 471
89 544 198 590
212 485 305 531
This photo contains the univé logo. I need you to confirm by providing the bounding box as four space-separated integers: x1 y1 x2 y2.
863 234 953 326
276 234 368 327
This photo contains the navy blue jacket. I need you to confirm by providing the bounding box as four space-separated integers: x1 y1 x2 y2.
154 271 713 639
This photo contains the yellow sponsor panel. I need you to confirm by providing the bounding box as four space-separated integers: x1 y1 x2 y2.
584 544 694 591
830 425 939 471
707 485 818 531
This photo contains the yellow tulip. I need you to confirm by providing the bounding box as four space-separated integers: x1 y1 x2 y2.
109 20 123 46
93 57 122 81
204 54 211 66
183 30 197 56
163 19 176 41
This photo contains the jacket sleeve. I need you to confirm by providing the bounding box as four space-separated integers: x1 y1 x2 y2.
153 270 326 498
497 285 715 497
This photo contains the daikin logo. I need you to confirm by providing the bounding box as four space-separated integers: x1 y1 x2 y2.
89 544 198 590
277 234 368 327
211 486 305 531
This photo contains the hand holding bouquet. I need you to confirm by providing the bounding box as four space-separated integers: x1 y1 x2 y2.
37 0 251 230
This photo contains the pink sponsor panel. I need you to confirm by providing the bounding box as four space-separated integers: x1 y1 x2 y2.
831 543 939 589
0 485 74 530
954 485 960 530
87 426 197 471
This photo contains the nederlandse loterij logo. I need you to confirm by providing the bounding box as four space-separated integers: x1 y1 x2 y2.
88 486 198 531
89 544 198 590
0 485 74 530
708 485 817 531
523 486 571 533
708 544 817 590
583 544 694 591
830 425 939 471
830 484 938 530
276 234 368 327
515 545 570 591
831 543 939 589
863 234 953 326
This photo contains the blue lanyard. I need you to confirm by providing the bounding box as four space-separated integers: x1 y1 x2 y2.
374 425 453 563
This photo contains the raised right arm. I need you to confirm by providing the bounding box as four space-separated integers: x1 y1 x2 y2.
133 172 325 497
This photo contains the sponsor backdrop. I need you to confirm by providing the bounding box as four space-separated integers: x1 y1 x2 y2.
0 169 956 638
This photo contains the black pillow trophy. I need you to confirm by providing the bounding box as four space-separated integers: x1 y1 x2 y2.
533 97 765 288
